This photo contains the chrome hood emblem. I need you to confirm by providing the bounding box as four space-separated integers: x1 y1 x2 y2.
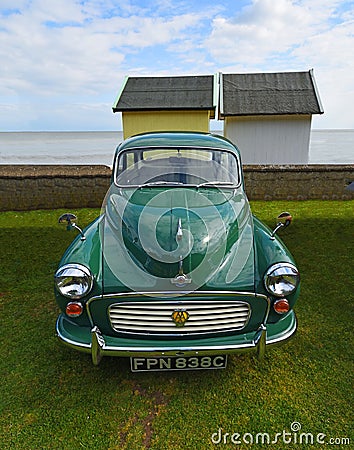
171 254 191 287
171 273 192 287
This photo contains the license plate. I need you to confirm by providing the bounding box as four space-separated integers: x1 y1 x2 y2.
130 355 227 372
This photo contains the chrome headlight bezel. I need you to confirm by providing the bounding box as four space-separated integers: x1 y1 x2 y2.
54 263 93 299
264 262 300 297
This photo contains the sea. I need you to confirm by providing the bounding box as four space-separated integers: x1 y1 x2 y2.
0 130 353 166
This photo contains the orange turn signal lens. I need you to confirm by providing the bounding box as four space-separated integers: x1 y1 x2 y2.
273 298 290 314
66 301 83 317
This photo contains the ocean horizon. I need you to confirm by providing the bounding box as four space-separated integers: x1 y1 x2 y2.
0 129 353 166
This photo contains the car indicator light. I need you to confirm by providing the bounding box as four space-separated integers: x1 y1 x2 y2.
273 298 290 314
66 301 83 317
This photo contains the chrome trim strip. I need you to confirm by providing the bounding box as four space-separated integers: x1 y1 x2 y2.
176 218 183 241
88 290 268 301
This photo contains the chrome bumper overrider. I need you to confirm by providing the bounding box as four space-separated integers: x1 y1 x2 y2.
56 311 297 366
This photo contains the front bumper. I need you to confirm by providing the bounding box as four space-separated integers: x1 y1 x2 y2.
55 311 297 365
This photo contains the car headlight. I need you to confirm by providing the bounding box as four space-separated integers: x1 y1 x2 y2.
264 263 299 297
55 263 93 299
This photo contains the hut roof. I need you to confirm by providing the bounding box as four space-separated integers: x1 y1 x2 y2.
113 75 215 115
220 70 323 117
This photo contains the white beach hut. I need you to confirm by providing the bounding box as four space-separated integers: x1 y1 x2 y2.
219 70 324 164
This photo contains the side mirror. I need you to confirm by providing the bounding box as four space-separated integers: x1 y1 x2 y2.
58 213 86 241
271 212 292 240
58 213 77 229
277 212 292 227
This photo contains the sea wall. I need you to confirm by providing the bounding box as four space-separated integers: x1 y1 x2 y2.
0 164 353 211
243 165 354 201
0 165 110 211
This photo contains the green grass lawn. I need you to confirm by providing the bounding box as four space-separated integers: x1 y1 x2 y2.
0 201 353 449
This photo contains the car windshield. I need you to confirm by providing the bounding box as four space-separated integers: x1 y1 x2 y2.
114 147 240 187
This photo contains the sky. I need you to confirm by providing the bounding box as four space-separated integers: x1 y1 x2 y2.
0 0 353 131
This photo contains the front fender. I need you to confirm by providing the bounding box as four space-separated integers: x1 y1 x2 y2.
253 216 300 321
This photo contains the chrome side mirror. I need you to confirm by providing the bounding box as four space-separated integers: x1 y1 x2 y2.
58 213 86 241
271 212 292 240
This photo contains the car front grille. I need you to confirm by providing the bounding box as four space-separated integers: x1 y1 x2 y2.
108 300 251 336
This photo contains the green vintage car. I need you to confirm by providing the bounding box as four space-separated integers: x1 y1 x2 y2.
54 132 300 371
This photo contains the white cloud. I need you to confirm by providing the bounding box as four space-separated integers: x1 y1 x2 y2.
206 0 329 67
0 2 204 99
0 0 353 129
204 0 354 128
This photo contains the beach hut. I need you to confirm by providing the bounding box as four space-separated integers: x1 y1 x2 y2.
219 70 324 164
113 75 216 139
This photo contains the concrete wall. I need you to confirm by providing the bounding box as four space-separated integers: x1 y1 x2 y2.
0 164 353 211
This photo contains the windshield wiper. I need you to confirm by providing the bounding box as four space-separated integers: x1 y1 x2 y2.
139 181 184 188
196 181 235 188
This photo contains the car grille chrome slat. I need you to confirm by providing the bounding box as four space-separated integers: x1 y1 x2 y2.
108 301 251 336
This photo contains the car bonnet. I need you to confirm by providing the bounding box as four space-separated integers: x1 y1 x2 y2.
100 185 255 295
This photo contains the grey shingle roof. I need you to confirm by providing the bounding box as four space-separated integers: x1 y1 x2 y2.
113 75 215 112
220 70 323 116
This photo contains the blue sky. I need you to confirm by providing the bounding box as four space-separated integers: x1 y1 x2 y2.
0 0 353 131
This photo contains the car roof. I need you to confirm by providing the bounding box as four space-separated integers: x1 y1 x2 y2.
116 131 240 155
